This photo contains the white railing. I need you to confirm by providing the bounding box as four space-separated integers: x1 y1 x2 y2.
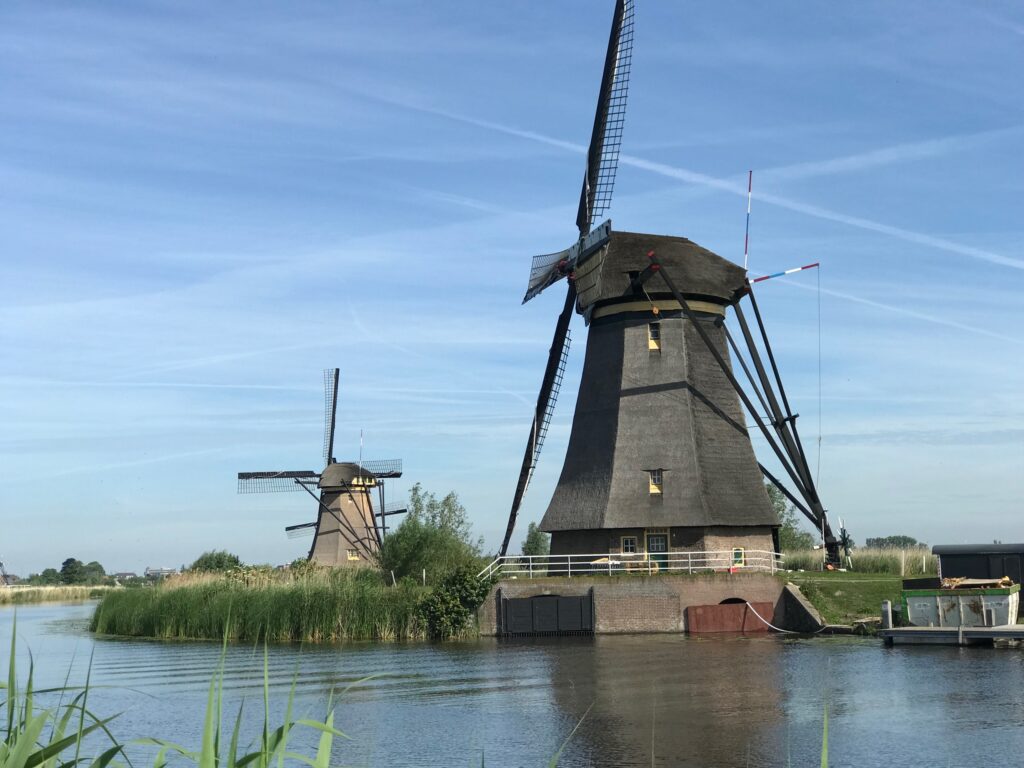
478 549 784 580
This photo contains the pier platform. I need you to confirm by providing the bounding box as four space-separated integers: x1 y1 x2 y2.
880 625 1024 646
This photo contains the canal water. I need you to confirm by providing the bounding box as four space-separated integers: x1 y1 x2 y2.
5 602 1024 767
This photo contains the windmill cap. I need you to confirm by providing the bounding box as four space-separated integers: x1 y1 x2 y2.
575 230 746 313
319 462 376 489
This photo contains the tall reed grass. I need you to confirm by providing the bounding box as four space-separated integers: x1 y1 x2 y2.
2 615 345 768
0 586 113 605
90 567 430 642
783 547 937 576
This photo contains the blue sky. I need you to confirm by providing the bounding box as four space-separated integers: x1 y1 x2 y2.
2 2 1023 574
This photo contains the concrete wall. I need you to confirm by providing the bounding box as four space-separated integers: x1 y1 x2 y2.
479 573 822 635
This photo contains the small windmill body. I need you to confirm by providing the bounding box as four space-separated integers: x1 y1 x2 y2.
502 0 841 565
238 369 404 568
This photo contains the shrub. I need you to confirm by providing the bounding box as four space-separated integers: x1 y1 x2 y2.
418 566 494 639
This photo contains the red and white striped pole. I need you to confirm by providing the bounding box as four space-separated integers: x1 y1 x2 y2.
743 170 752 270
749 262 820 284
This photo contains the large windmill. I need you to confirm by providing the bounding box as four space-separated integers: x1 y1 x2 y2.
238 369 404 567
500 0 841 564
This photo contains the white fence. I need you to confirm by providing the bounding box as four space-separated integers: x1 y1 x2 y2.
478 549 784 580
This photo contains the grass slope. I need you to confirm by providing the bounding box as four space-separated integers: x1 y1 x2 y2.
786 572 902 625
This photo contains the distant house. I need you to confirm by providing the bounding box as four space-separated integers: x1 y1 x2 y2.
144 567 177 579
113 572 138 581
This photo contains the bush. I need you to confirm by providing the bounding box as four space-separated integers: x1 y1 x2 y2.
189 550 243 572
418 566 494 639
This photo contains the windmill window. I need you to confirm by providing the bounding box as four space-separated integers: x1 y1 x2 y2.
347 549 360 561
648 469 663 494
648 322 661 351
732 548 746 567
621 536 638 554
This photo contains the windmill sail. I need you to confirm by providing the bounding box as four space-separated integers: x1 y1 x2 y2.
323 368 339 464
237 470 320 493
500 0 636 557
576 0 634 235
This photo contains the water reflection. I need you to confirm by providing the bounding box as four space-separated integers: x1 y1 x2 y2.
536 634 784 766
5 603 1024 766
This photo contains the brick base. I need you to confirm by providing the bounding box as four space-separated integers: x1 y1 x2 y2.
479 573 821 635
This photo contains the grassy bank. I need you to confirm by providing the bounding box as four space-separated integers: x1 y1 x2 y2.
786 572 902 625
784 547 937 576
91 568 432 642
0 585 113 605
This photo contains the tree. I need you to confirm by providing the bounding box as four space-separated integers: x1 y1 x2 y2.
377 484 484 584
60 558 85 585
28 568 61 586
82 561 106 584
189 550 243 572
864 535 923 550
766 484 815 551
521 522 550 557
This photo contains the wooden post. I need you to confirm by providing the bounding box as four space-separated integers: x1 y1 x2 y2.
881 600 893 630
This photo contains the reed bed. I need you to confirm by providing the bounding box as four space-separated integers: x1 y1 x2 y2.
783 547 937 575
0 584 113 605
90 567 430 642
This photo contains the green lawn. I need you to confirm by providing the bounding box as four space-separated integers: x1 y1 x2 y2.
784 572 902 625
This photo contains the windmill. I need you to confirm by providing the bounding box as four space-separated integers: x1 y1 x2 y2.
237 369 404 567
500 0 841 564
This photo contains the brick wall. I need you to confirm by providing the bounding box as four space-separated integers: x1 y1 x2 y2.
479 572 805 635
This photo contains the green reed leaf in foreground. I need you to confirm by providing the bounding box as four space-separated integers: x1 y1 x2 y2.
548 702 594 768
820 702 829 768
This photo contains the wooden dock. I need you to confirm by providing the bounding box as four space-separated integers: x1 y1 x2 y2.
879 625 1024 646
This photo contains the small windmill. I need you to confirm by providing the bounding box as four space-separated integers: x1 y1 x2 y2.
238 369 404 567
501 0 842 564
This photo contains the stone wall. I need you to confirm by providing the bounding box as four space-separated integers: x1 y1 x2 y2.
479 573 822 635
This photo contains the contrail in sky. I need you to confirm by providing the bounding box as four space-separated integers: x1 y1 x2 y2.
410 104 1024 272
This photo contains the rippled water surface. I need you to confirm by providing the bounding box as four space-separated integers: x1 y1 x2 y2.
5 602 1024 766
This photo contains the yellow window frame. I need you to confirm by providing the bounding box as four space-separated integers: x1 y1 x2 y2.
648 322 661 351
